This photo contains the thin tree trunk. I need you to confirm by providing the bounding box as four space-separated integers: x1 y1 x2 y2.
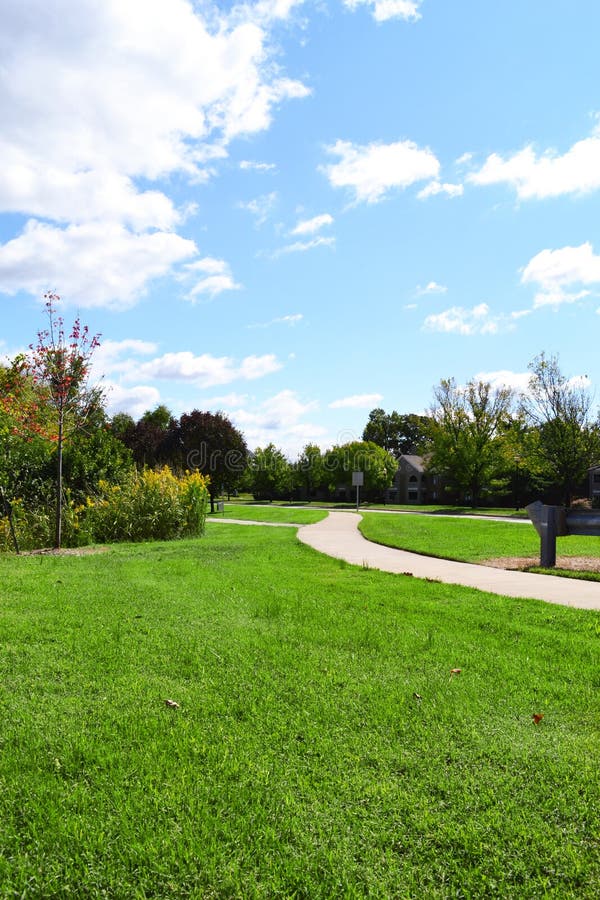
55 409 64 549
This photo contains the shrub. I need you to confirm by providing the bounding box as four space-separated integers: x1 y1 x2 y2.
0 499 52 552
77 468 210 544
1 468 210 551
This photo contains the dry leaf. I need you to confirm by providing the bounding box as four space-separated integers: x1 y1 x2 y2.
413 692 422 701
164 699 180 709
532 713 544 725
450 668 462 676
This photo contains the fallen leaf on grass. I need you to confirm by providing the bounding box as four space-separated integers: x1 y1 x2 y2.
413 693 422 701
164 699 180 709
532 713 544 725
450 668 462 676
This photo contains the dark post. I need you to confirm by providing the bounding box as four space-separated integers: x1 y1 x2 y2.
540 504 557 568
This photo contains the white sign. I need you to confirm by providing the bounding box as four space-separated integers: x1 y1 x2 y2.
352 471 364 487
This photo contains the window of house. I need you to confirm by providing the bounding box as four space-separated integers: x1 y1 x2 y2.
593 474 600 483
408 490 418 501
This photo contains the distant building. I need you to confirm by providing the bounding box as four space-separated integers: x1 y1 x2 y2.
386 454 442 504
589 465 600 504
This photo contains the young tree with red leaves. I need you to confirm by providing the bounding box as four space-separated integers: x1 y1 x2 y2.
2 293 102 548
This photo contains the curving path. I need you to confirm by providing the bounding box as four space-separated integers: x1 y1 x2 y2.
298 511 600 611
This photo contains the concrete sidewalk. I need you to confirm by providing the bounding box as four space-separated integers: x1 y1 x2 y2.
298 511 600 611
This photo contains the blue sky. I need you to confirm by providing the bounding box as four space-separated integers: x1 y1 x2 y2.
2 0 600 455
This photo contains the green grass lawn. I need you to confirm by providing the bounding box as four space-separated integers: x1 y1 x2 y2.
1 525 600 897
360 511 600 566
228 498 529 518
209 504 327 525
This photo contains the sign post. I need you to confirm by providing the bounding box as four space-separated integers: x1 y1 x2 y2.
352 471 364 513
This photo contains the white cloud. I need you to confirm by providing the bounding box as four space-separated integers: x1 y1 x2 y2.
322 139 439 204
0 220 197 309
272 236 335 257
239 192 279 225
203 392 250 408
248 313 304 328
133 351 282 387
92 338 159 378
0 0 310 306
417 180 463 200
0 0 308 196
291 213 334 235
103 382 161 419
415 280 447 296
474 369 532 393
228 389 325 455
239 160 277 172
343 0 422 22
521 242 600 308
329 393 383 409
179 257 241 300
469 135 600 199
423 303 506 336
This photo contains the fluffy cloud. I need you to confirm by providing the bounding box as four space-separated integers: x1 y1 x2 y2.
239 192 279 225
469 135 600 199
417 180 463 200
103 382 162 419
0 220 197 309
182 258 241 300
415 280 447 296
521 242 600 307
291 213 334 236
226 389 325 455
133 351 283 387
272 236 335 257
474 369 532 393
322 139 439 203
239 160 277 172
343 0 422 22
423 303 506 336
0 0 309 306
0 0 308 192
329 393 383 409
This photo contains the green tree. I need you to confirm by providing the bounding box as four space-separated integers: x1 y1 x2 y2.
177 410 248 511
519 352 600 506
293 443 325 500
323 440 397 498
248 444 292 501
427 378 514 507
1 295 102 547
363 408 430 457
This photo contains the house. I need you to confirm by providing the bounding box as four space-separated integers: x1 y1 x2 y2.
386 454 441 504
589 465 600 504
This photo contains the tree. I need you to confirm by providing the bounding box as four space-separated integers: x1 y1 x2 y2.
1 295 101 547
119 406 174 468
247 444 292 501
427 378 514 507
323 440 397 498
293 443 325 500
519 353 600 506
363 408 430 457
177 410 248 511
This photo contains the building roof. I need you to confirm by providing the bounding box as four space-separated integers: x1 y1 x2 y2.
399 454 425 473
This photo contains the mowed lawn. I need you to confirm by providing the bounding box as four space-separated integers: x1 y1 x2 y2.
360 512 600 564
1 524 600 897
209 504 328 525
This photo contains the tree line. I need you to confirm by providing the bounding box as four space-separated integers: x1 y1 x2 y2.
363 353 600 508
2 296 598 552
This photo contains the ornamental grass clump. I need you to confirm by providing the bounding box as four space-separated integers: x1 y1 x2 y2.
0 468 210 551
79 467 209 544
